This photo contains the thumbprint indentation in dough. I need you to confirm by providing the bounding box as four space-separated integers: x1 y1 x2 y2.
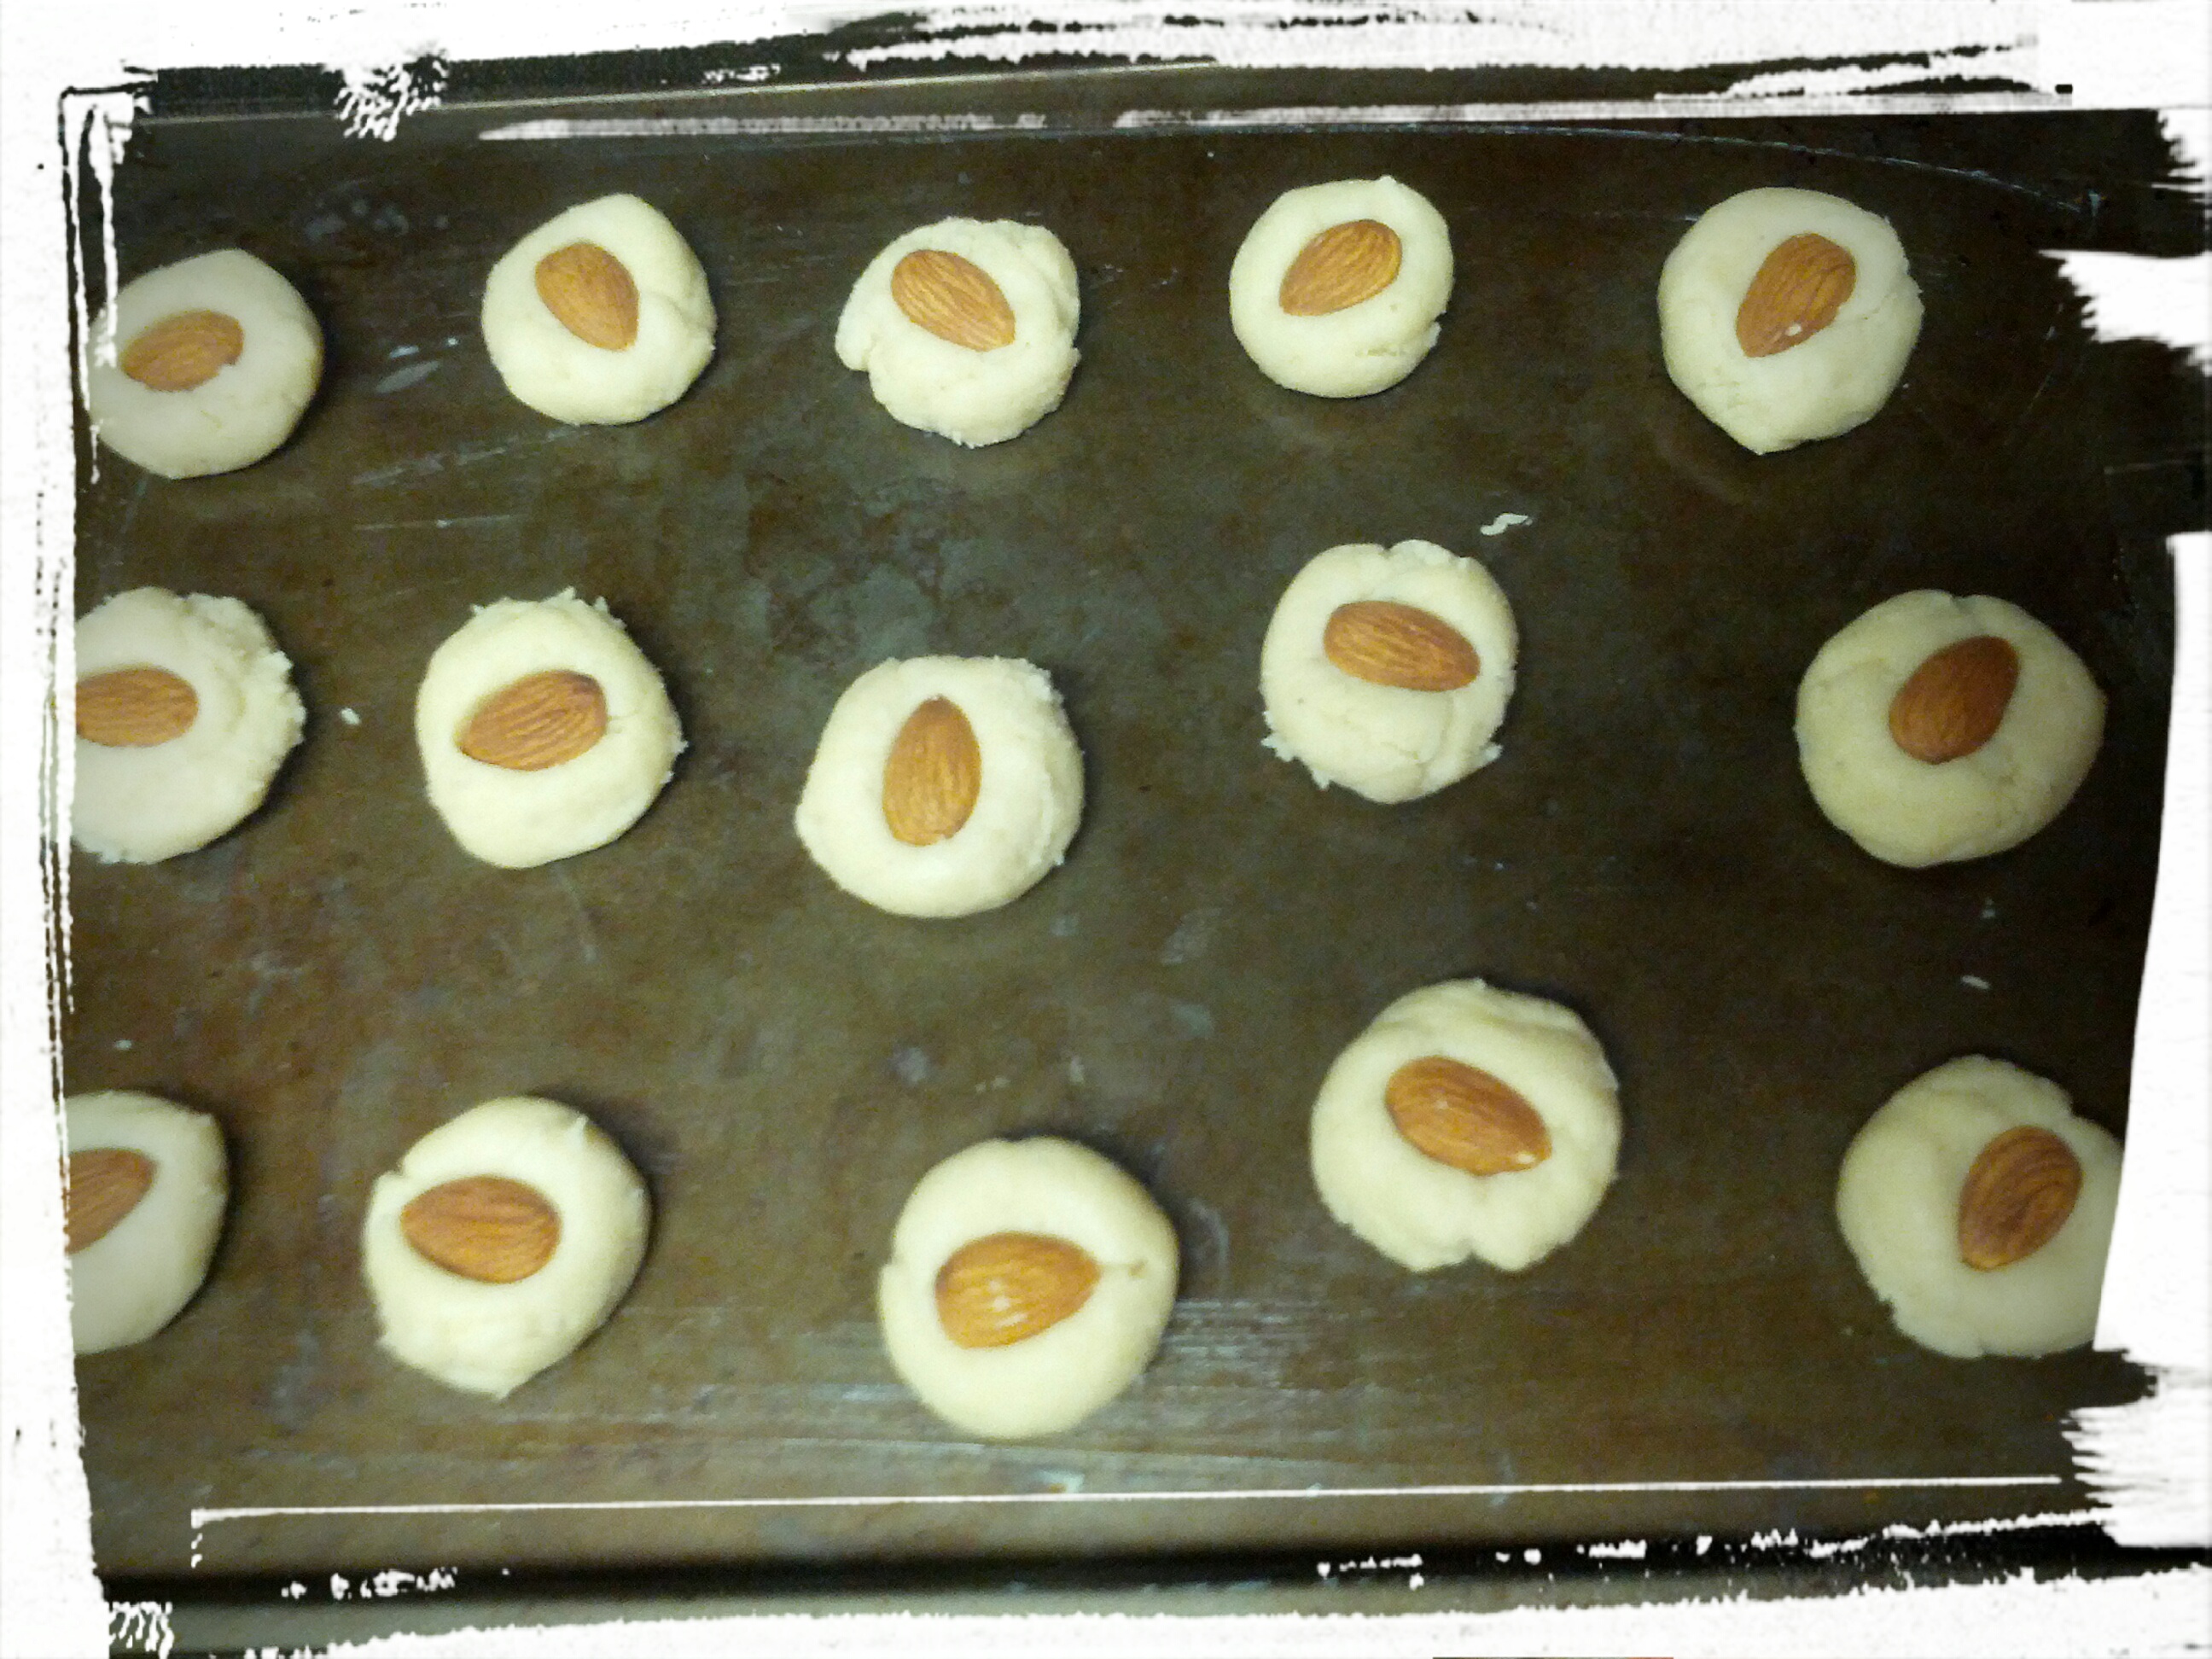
534 242 640 351
1888 635 2019 765
1384 1056 1551 1176
457 669 609 771
882 695 984 846
1958 1126 2081 1271
892 249 1017 351
1324 600 1481 692
1735 232 1855 358
1279 218 1404 316
935 1231 1101 1348
121 309 244 391
77 667 198 748
65 1148 155 1253
401 1175 563 1284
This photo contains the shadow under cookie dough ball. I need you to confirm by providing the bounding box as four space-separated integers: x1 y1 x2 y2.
85 248 323 479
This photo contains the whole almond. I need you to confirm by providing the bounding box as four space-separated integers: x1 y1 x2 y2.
400 1175 562 1284
457 670 608 771
1278 218 1403 317
65 1147 156 1254
535 242 640 351
1888 634 2019 764
934 1230 1101 1348
1323 600 1481 692
120 309 245 392
77 667 199 748
1958 1125 2082 1271
1735 232 1856 358
882 695 983 846
890 249 1017 352
1384 1055 1551 1176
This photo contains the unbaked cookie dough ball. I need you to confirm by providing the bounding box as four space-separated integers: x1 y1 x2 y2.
1796 590 2104 867
1658 186 1922 454
416 591 684 869
361 1097 649 1398
65 1091 228 1354
1229 177 1452 398
835 218 1080 446
1312 980 1621 1273
84 249 323 478
1260 539 1517 804
878 1137 1179 1440
794 655 1084 917
73 587 306 864
481 194 715 425
1836 1056 2122 1359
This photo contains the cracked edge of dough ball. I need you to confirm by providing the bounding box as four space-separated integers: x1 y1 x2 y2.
793 655 1085 917
481 194 716 425
1260 538 1518 803
1835 1055 2122 1359
1656 185 1922 454
361 1096 651 1398
876 1137 1179 1440
1795 589 2104 867
1228 176 1453 398
416 589 685 869
85 248 323 479
73 586 307 864
834 217 1081 446
1310 978 1621 1272
66 1091 228 1354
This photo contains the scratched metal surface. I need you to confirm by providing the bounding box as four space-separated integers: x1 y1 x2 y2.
66 73 2194 1581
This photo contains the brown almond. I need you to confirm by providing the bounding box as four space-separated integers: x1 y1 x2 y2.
890 249 1017 352
535 242 640 351
1278 218 1403 317
1735 232 1856 358
1323 600 1481 692
77 667 199 748
120 309 245 391
1958 1125 2082 1270
65 1147 156 1254
400 1175 562 1284
1384 1055 1551 1177
457 670 608 771
1888 634 2019 764
934 1231 1100 1348
882 696 982 847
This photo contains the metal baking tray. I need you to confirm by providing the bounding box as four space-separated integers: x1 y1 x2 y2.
66 58 2198 1618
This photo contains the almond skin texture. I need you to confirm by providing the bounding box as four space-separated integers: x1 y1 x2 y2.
1735 232 1856 358
65 1148 156 1254
1888 634 2020 764
1278 218 1403 317
934 1231 1101 1348
457 670 608 771
401 1175 562 1284
1958 1125 2082 1271
882 695 983 846
891 249 1017 351
77 667 199 748
534 242 640 351
1323 600 1481 692
120 309 245 392
1384 1055 1551 1177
